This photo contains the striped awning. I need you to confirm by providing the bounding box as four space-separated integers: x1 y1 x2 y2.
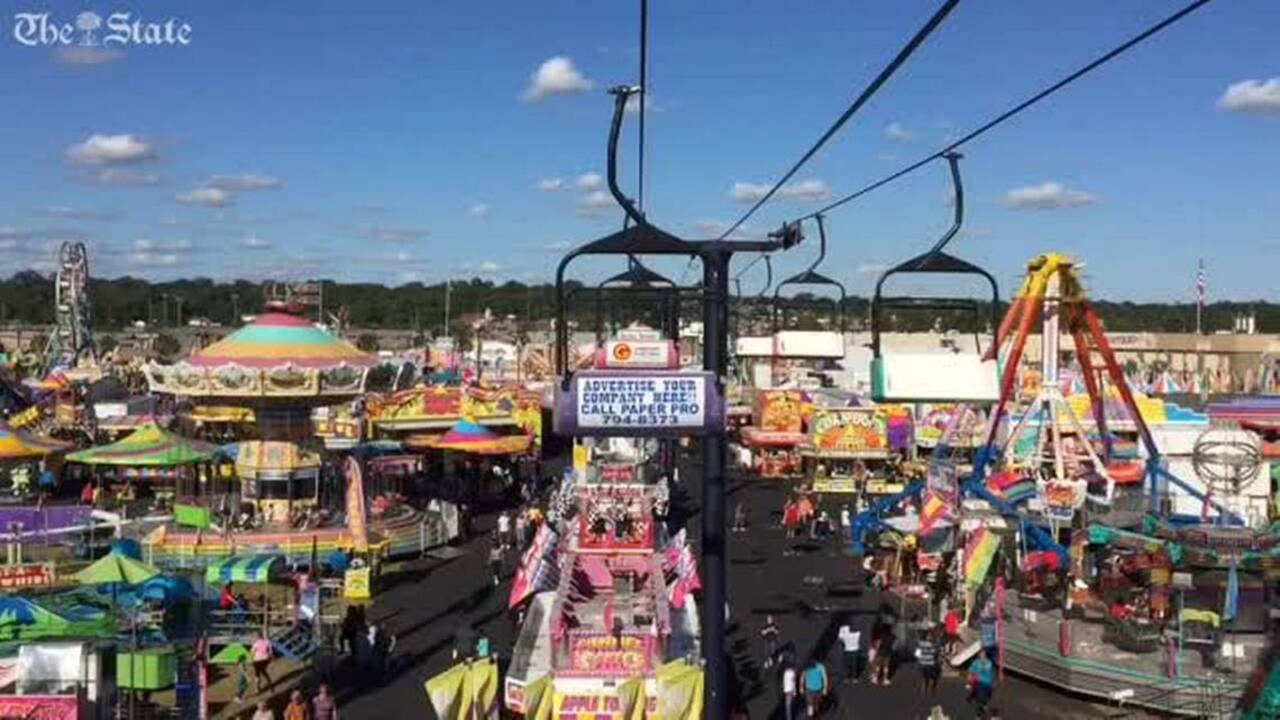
205 554 284 585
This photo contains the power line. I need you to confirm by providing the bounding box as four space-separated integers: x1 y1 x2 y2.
716 0 960 240
801 0 1215 222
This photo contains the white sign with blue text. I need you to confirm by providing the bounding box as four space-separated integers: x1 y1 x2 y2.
577 375 705 430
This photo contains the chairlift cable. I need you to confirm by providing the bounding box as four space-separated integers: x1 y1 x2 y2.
638 0 648 214
717 0 960 241
800 0 1215 222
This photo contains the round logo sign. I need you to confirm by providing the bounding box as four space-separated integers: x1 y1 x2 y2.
612 343 633 362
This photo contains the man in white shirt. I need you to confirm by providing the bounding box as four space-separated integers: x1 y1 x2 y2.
837 624 862 683
497 512 511 549
781 664 797 720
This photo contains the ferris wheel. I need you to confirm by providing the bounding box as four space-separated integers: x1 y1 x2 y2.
41 241 96 376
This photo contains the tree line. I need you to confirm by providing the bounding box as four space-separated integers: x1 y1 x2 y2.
0 271 1272 335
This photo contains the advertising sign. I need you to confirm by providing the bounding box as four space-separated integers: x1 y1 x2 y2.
865 478 907 495
0 562 55 590
598 463 637 483
754 390 806 434
812 478 859 493
809 409 890 457
597 340 678 370
565 633 654 676
554 371 725 437
343 567 371 601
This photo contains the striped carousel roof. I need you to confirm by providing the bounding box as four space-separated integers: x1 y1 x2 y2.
66 423 219 467
0 422 71 461
189 312 378 369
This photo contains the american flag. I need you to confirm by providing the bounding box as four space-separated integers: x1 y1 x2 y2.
1196 259 1206 308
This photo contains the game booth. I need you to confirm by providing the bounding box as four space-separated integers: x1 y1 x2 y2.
801 406 912 498
738 389 807 479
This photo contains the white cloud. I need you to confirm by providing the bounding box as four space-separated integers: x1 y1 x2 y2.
0 227 28 250
857 263 888 274
239 234 272 250
55 46 124 66
1218 78 1280 116
522 56 594 102
129 252 180 266
576 190 617 217
536 177 566 192
545 240 573 252
729 178 831 204
43 206 119 221
133 238 192 253
66 133 154 165
206 174 284 191
176 187 233 207
95 168 161 186
359 225 426 242
884 121 915 142
576 172 603 191
467 203 490 217
1003 181 1098 210
479 261 500 274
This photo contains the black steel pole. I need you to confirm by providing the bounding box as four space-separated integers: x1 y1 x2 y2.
701 249 730 718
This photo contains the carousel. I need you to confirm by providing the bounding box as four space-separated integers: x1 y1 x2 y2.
142 301 388 565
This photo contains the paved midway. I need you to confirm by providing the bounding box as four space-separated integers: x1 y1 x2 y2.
316 449 1137 719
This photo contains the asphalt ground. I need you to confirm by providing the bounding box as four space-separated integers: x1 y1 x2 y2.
252 449 1138 720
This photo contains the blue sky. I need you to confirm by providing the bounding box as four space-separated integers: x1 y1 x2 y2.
0 0 1276 301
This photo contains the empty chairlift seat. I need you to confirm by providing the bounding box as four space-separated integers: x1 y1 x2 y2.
872 347 999 403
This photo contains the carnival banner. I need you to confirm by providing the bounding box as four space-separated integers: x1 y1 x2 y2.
508 524 561 609
344 457 369 553
964 527 1000 590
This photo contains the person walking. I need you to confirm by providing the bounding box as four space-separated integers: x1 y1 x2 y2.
234 657 250 704
781 663 798 720
733 502 748 533
497 511 512 549
251 701 276 720
967 652 996 718
916 627 941 695
250 633 274 693
802 658 828 718
312 684 338 720
944 606 962 659
761 615 781 668
283 690 309 720
489 541 504 587
837 624 861 683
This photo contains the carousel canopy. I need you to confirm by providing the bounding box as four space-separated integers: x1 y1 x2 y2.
146 309 379 400
205 553 284 584
74 551 160 585
0 422 71 461
67 424 219 467
191 312 378 369
407 418 533 455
